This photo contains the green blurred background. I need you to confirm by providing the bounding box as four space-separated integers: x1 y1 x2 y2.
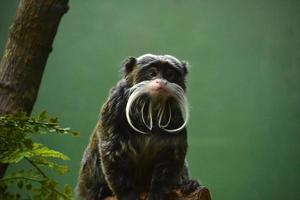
1 0 300 199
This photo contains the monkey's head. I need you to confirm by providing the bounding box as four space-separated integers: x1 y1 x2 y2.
122 54 189 134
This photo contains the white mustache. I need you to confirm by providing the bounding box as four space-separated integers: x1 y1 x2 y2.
125 80 189 134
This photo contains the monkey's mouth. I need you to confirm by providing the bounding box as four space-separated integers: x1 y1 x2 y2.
125 80 189 134
149 87 170 101
148 79 171 99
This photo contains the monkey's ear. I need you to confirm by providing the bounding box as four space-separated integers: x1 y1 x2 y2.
122 57 137 76
181 60 189 75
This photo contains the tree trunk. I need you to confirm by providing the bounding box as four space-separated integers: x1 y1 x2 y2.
0 0 69 178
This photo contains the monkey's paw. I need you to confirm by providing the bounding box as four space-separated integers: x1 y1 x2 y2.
180 179 201 194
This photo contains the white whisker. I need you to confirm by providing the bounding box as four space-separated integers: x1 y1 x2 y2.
157 102 165 126
126 80 189 134
125 81 151 134
159 103 171 128
162 82 189 133
148 101 153 130
141 102 152 130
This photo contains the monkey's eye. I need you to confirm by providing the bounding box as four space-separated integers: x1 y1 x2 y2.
164 68 175 80
148 68 158 78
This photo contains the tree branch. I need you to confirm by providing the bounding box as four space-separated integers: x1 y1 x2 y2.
0 0 69 178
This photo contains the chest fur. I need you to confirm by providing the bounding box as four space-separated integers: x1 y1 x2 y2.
121 132 180 164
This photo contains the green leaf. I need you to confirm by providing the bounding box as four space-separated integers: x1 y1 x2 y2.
0 142 70 164
70 131 80 136
32 145 70 160
33 125 39 132
0 111 78 199
26 183 32 190
43 179 58 189
0 149 32 163
17 181 23 189
38 111 48 121
49 117 58 123
0 143 40 163
63 184 72 195
31 157 69 175
23 138 34 149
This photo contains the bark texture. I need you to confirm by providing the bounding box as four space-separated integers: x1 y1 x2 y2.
0 0 69 178
104 187 212 200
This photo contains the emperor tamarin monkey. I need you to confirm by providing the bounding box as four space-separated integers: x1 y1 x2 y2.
77 54 200 200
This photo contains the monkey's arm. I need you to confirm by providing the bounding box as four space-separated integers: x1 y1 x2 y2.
148 138 187 200
77 132 113 200
99 134 138 200
179 160 201 194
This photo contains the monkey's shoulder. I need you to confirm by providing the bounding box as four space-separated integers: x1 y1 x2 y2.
99 80 129 126
107 79 129 100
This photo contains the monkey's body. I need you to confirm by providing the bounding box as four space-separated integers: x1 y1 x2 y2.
77 55 199 200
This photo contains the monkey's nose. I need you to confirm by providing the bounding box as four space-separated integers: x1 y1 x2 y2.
155 79 167 85
149 79 170 98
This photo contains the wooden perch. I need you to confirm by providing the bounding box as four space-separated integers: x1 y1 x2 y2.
104 186 211 200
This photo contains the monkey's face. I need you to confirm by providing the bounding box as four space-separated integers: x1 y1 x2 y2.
123 54 189 134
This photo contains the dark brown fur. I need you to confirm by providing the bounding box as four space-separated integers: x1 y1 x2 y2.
77 54 199 200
